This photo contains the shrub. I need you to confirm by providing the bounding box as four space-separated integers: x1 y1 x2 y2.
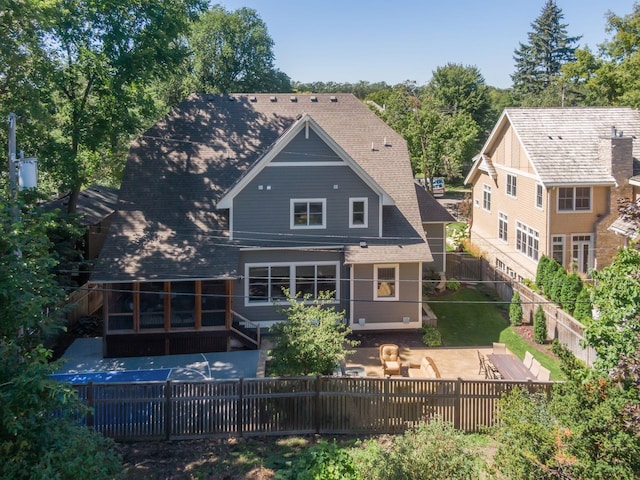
535 255 550 290
572 287 592 324
560 273 583 314
548 268 567 304
446 277 461 291
422 269 440 296
533 306 547 344
421 325 442 347
354 420 483 480
540 257 562 296
275 440 359 480
509 291 523 326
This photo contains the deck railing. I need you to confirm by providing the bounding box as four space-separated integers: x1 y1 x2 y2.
71 376 552 441
230 311 261 348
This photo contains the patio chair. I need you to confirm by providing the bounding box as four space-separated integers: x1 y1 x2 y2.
487 362 502 379
537 366 551 382
523 351 534 369
530 358 541 378
492 342 507 355
477 350 488 376
379 344 401 376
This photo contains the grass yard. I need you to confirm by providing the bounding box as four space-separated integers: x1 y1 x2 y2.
428 287 564 380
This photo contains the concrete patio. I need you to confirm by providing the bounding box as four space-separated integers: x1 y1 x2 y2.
345 346 492 379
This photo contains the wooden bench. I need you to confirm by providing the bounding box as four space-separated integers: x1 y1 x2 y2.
408 356 441 378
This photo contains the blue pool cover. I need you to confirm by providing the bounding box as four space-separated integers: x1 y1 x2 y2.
51 368 171 384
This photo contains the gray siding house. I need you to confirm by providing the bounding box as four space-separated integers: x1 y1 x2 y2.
92 94 434 356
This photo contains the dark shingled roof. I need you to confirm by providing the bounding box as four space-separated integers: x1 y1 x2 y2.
42 185 118 226
92 93 430 282
414 182 456 224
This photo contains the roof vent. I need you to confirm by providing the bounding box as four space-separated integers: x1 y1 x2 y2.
330 96 337 102
290 96 297 102
249 96 257 102
310 96 318 102
270 96 277 102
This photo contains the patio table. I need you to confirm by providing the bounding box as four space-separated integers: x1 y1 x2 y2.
486 354 533 381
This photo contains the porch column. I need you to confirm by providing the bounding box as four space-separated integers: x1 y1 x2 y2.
225 279 233 330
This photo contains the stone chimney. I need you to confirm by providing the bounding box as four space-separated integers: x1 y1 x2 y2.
599 127 633 187
595 127 634 268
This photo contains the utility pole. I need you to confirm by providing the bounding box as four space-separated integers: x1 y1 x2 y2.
7 112 18 198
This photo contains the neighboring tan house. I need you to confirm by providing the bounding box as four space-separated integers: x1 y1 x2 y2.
91 94 433 357
465 107 640 281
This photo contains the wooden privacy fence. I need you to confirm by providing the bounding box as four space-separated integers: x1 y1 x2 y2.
65 282 103 327
72 376 552 441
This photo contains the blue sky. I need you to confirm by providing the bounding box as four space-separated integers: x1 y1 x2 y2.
219 0 636 89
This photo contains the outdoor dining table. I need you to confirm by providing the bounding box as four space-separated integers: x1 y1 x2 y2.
486 354 533 381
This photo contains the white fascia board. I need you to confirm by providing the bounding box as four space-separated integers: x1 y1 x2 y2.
216 114 394 209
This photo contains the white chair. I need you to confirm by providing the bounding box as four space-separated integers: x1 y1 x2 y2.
492 342 507 355
537 366 551 382
530 359 541 378
523 351 534 369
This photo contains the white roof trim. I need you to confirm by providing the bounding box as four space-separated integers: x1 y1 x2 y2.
216 114 394 209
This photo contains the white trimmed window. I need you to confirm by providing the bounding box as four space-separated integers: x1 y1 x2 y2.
552 235 565 266
558 187 591 212
498 212 508 242
516 221 539 260
506 174 517 198
374 264 399 301
536 184 543 209
291 199 326 228
246 262 338 305
482 184 492 211
349 197 368 228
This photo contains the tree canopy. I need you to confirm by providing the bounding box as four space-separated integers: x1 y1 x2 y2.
190 6 291 94
512 0 581 105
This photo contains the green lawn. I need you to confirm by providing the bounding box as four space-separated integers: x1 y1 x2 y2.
428 287 564 380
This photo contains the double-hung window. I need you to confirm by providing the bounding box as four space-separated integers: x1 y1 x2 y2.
552 235 565 266
536 184 544 209
374 264 399 301
349 197 368 228
291 199 326 228
498 212 508 242
506 174 517 198
516 221 539 260
482 184 492 211
558 187 591 212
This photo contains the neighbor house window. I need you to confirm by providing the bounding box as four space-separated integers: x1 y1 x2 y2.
291 199 326 228
483 184 492 211
349 197 368 228
558 187 591 212
374 264 399 301
552 235 565 266
246 262 338 305
516 221 539 260
536 184 543 209
506 174 517 198
498 212 508 242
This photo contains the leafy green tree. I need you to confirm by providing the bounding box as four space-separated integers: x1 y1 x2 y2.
2 0 206 211
512 0 581 105
426 63 492 137
268 291 358 376
0 192 122 479
548 267 567 304
563 4 640 108
509 290 523 326
586 247 640 372
534 306 547 344
191 6 291 94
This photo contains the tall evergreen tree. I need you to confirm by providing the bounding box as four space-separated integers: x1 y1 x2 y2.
512 1 581 103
